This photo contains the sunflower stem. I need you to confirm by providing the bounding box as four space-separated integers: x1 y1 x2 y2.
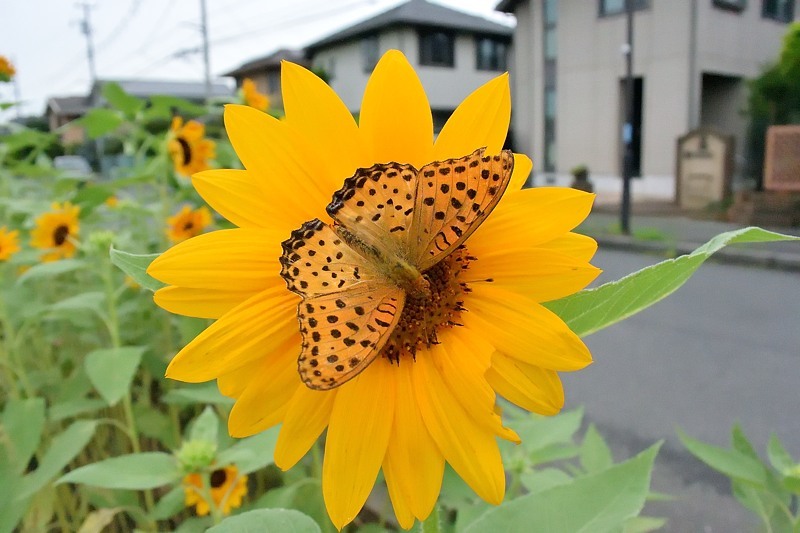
419 504 442 533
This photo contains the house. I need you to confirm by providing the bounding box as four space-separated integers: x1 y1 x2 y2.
88 79 234 108
224 48 308 110
496 0 797 200
45 95 90 145
305 0 514 132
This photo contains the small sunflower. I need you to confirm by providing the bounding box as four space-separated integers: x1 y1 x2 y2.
0 56 15 82
104 195 119 208
166 205 212 243
0 227 21 261
183 465 248 516
30 202 80 262
149 50 599 529
167 117 216 176
241 78 269 111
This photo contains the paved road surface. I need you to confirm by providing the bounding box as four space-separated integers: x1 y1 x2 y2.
561 248 800 532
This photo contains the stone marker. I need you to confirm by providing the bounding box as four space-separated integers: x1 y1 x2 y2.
675 128 734 210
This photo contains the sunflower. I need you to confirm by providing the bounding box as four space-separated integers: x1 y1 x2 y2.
148 50 599 529
167 117 216 176
0 227 20 261
183 465 248 516
30 202 80 262
166 205 212 243
0 56 15 82
241 78 269 111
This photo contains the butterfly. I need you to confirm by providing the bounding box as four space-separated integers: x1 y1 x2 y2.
279 147 514 390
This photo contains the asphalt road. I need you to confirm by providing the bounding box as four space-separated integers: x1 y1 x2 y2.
560 248 800 532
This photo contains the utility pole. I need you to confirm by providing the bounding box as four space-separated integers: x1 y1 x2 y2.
199 0 212 101
620 0 634 235
77 2 97 85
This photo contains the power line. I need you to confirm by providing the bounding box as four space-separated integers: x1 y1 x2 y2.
94 0 143 50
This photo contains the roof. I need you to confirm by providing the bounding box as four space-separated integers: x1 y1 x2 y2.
495 0 521 13
46 95 90 116
224 48 307 78
92 79 234 101
306 0 513 52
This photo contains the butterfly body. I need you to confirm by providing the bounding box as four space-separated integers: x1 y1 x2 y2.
280 147 514 390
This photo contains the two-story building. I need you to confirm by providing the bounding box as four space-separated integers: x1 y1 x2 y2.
224 48 308 111
304 0 513 133
497 0 797 199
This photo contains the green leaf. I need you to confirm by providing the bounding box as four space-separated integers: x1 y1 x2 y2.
16 259 87 284
731 423 759 460
464 444 662 533
49 398 106 422
622 516 668 533
147 95 207 118
547 227 800 337
77 108 124 139
84 347 146 406
678 429 767 486
580 424 614 473
109 247 163 292
76 507 122 533
217 426 280 474
58 452 179 489
188 406 219 444
18 420 98 499
767 434 795 473
511 408 584 456
208 508 321 533
163 383 234 406
49 291 106 316
149 485 186 521
1 398 45 476
102 82 144 116
520 467 573 494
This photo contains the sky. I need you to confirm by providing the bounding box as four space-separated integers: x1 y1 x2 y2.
0 0 514 119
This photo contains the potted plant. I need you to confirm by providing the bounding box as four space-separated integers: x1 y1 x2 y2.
570 164 593 192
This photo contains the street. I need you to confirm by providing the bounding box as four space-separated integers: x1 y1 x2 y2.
562 248 800 532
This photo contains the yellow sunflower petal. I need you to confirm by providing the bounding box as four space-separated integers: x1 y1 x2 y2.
486 353 564 415
466 247 600 303
223 105 331 220
165 286 298 382
413 352 505 505
147 228 284 291
154 286 255 319
383 360 444 524
227 351 300 437
359 50 433 168
433 73 510 160
192 169 274 229
217 358 263 399
323 361 396 530
508 153 533 192
281 61 367 186
537 232 598 263
463 284 592 371
274 386 336 471
474 186 594 246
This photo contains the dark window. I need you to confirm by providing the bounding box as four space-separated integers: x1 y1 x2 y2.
266 71 280 93
475 36 508 71
419 29 455 67
361 35 379 73
599 0 649 16
762 0 794 21
713 0 747 12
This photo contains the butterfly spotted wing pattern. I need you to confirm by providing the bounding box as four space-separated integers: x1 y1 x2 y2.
413 148 514 271
280 219 405 390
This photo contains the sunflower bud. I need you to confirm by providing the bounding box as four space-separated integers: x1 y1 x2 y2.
176 439 218 473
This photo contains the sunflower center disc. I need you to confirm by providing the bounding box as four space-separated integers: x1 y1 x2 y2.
209 468 227 488
53 225 70 246
383 247 472 363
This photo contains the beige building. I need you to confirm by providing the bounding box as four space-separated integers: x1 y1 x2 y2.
224 49 308 111
497 0 797 200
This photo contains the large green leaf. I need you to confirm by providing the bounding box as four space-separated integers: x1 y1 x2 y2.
48 291 106 316
84 346 146 406
463 444 661 533
547 227 800 337
18 420 98 499
208 509 321 533
102 82 144 116
217 426 280 474
1 398 45 476
58 452 179 489
16 259 87 284
109 247 163 292
77 108 124 139
580 424 614 474
767 434 795 473
188 406 219 444
678 429 767 486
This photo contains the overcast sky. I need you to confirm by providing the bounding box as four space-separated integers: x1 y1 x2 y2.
0 0 514 120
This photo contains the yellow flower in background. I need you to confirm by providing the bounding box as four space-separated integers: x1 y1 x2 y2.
149 50 599 529
0 227 21 261
167 117 216 176
183 465 248 516
241 78 269 111
104 195 119 208
166 205 212 243
0 55 15 82
30 202 80 262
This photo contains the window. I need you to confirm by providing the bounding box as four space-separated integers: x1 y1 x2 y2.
713 0 746 12
361 34 379 72
599 0 649 16
475 36 508 71
762 0 794 21
266 71 280 94
419 29 455 67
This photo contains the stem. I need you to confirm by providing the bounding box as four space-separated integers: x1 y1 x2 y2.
420 504 442 533
311 442 335 533
0 268 31 397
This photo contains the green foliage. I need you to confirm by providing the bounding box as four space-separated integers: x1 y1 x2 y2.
84 347 146 406
679 426 800 531
109 247 163 292
58 452 180 490
208 508 321 533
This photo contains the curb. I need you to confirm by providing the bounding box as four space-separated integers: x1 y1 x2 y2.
592 235 800 273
